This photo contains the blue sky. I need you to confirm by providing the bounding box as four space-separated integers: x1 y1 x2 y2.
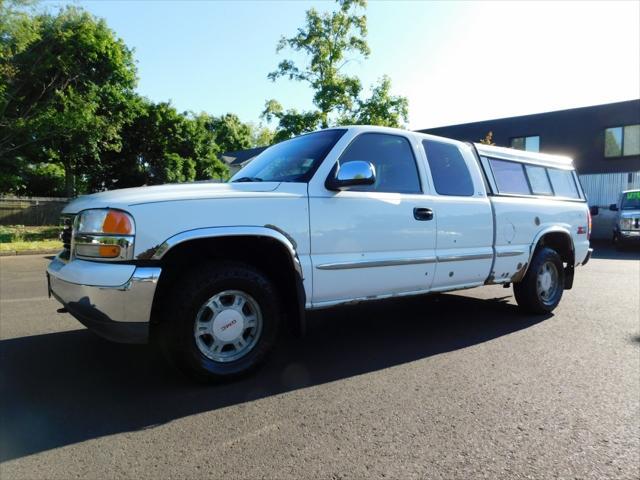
46 1 639 130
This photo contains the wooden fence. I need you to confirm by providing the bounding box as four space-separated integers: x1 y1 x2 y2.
0 196 69 226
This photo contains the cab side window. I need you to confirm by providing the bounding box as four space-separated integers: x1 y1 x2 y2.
423 140 475 196
337 133 421 194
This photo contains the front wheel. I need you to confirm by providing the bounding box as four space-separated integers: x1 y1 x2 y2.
513 247 564 314
613 232 624 251
159 261 282 382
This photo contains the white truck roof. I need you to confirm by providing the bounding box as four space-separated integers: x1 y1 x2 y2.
337 126 576 170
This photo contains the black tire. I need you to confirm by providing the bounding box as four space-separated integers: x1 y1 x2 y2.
613 232 624 251
513 247 564 314
158 261 281 382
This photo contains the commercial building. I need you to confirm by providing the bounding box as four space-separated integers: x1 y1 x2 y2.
419 99 640 239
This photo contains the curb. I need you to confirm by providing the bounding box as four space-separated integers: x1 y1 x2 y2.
0 249 61 257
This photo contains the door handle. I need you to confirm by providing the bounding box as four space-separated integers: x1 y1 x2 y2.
413 207 433 221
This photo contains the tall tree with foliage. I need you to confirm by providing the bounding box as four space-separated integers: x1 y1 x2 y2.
341 75 408 127
1 6 138 196
91 101 228 191
263 0 408 140
208 113 253 153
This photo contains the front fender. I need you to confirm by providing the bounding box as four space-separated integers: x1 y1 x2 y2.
149 225 307 336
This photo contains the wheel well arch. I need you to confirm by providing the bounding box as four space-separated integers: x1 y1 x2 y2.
149 228 306 338
518 228 576 288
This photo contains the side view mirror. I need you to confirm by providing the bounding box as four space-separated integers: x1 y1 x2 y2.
326 161 376 191
589 206 599 216
609 203 619 211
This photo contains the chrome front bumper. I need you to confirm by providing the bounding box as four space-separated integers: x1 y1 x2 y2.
47 255 161 343
619 230 640 239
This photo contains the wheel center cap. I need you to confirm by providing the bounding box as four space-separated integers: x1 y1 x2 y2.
212 309 244 342
540 272 552 290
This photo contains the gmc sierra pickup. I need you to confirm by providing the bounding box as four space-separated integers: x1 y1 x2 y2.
47 126 592 380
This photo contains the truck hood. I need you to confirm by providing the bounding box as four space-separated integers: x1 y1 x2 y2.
63 181 282 214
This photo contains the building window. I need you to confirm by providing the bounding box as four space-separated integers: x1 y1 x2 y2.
605 124 640 157
510 136 540 152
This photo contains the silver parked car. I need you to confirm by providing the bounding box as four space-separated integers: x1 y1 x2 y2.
610 189 640 248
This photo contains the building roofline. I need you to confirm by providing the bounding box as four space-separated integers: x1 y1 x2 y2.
418 98 640 131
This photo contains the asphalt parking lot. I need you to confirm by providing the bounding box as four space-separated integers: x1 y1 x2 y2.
1 246 639 479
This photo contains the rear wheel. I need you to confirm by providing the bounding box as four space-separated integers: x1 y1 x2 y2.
513 247 564 314
158 261 281 382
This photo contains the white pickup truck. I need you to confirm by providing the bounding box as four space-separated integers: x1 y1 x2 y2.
47 126 593 381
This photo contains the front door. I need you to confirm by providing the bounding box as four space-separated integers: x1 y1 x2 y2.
308 132 437 307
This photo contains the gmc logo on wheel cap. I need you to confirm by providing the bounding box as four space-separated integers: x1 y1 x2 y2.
220 319 237 331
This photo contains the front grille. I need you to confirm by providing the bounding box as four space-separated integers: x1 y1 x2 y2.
60 216 74 251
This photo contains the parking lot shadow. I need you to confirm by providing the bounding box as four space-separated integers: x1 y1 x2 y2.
590 241 640 260
0 293 545 462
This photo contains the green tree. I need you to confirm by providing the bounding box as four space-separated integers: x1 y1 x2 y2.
248 122 274 147
23 162 65 196
268 0 368 130
342 75 408 127
262 99 321 143
1 6 137 196
92 100 227 191
208 113 253 153
264 0 408 140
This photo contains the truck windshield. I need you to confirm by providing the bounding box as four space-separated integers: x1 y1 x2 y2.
621 191 640 210
231 129 346 183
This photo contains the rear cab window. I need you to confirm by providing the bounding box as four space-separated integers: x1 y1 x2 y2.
422 140 475 196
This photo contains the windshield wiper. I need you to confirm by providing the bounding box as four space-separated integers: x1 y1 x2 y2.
233 176 264 183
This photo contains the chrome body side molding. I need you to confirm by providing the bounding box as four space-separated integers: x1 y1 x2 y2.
496 250 526 258
316 256 436 271
436 252 493 263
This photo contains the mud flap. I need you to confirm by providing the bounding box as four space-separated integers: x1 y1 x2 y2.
564 264 575 290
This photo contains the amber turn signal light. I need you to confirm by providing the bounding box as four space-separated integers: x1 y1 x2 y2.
98 245 121 258
102 210 134 235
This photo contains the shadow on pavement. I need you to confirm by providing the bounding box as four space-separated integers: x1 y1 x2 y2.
590 240 640 261
0 292 545 462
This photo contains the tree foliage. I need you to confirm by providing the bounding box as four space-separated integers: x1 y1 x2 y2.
1 5 138 195
90 100 227 191
341 75 408 127
0 4 229 196
264 0 408 140
208 113 253 153
479 131 495 145
0 0 406 198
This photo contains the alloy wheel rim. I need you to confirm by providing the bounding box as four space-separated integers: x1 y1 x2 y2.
536 261 559 305
193 290 263 362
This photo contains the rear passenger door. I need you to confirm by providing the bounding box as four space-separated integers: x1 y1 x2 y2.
420 139 494 289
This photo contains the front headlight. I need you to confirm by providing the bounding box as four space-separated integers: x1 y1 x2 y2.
73 209 135 261
619 218 633 230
